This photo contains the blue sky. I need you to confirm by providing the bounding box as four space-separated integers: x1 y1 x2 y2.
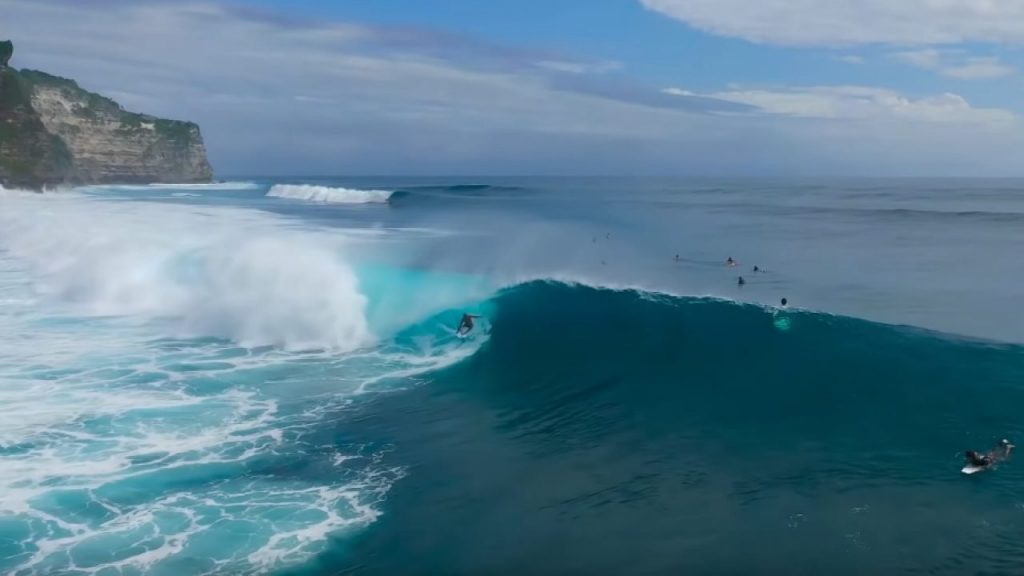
3 0 1024 175
251 0 1022 103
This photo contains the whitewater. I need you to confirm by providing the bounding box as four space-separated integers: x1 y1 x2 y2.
266 184 394 204
3 178 1024 575
0 184 476 575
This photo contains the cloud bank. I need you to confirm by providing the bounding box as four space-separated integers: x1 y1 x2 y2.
666 86 1015 124
891 50 1015 80
640 0 1024 46
1 0 1021 176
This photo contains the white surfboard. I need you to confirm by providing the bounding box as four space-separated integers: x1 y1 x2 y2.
962 464 989 475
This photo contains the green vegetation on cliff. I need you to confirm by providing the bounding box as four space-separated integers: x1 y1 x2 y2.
0 41 11 68
0 65 28 109
0 66 71 188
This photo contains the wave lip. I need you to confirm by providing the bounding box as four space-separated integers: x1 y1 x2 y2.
268 184 394 204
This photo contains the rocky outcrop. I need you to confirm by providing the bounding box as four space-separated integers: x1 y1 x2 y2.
0 41 12 67
0 40 212 189
0 49 71 189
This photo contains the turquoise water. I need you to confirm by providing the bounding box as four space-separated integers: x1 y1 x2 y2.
1 179 1024 575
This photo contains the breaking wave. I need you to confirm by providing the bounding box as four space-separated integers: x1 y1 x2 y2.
0 191 372 352
267 185 394 204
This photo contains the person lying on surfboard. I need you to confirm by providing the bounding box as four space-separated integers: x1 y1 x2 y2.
965 450 992 468
456 314 480 335
965 439 1014 469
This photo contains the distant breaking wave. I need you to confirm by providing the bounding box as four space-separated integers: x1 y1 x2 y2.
268 184 394 204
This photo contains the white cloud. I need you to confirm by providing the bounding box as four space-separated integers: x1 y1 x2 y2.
640 0 1024 46
2 0 734 174
666 85 1016 125
891 49 1015 79
838 55 865 65
2 0 1022 176
941 58 1015 79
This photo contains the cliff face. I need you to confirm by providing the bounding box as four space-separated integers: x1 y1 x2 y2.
0 41 212 189
23 71 213 185
0 45 71 188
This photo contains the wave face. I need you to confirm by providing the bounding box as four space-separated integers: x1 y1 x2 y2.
333 280 1024 574
387 183 529 207
267 184 393 204
444 281 1024 451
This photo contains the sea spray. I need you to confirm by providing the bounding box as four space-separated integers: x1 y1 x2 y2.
0 191 371 351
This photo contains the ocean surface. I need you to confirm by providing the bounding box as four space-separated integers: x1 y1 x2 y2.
1 177 1024 575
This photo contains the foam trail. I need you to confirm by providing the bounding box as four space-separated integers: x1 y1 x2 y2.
0 338 400 575
268 184 394 204
0 190 372 351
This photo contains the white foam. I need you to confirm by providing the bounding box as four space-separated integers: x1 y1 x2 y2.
0 334 402 575
0 192 372 351
0 189 483 574
353 338 486 394
267 184 393 204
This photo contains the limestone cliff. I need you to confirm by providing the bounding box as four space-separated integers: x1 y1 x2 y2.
0 40 212 189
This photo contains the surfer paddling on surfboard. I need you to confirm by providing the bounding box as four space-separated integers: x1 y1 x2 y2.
456 313 481 336
963 439 1014 473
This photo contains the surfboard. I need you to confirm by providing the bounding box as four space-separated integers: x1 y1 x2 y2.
962 464 989 475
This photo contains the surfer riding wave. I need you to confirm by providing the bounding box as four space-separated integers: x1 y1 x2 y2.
456 313 481 336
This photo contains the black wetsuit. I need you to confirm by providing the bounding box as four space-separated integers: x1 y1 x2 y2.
966 451 991 467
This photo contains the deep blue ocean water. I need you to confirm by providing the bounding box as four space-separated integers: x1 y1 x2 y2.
1 178 1024 575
